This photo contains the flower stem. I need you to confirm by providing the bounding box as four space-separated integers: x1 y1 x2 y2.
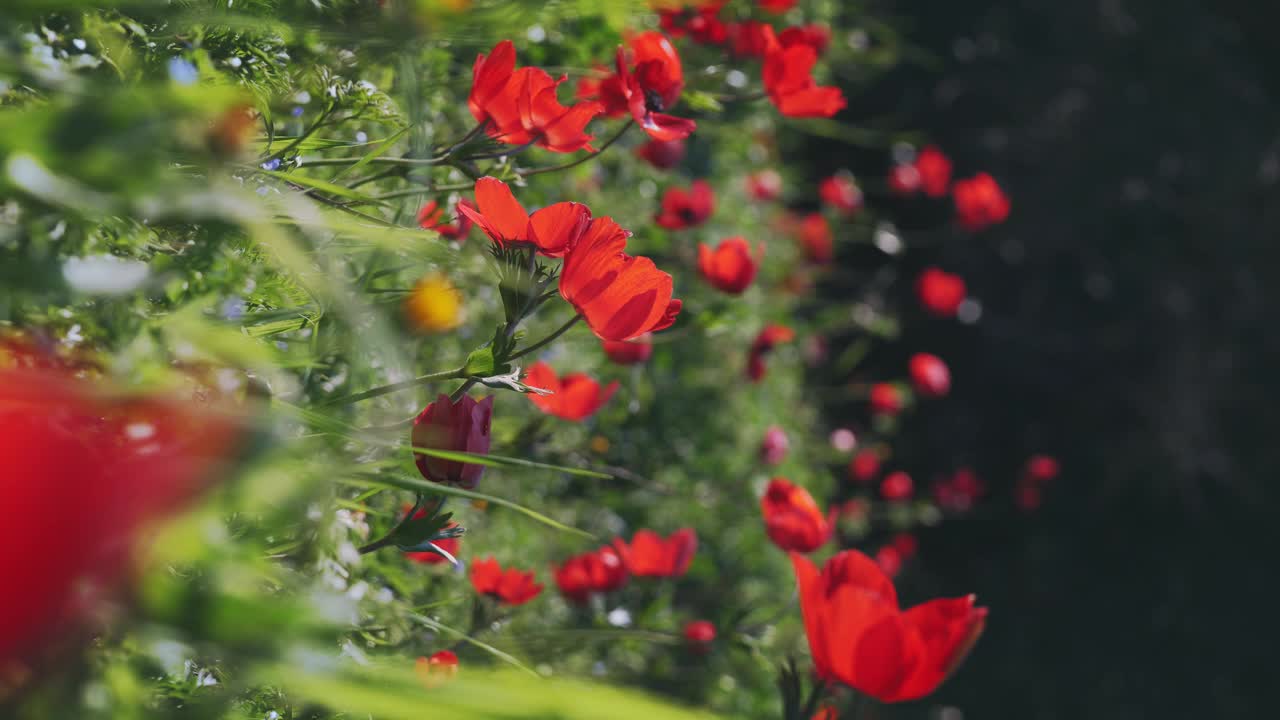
508 314 582 361
325 366 469 406
516 120 634 177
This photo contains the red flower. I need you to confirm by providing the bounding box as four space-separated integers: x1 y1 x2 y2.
761 477 832 553
415 651 459 685
792 550 987 702
916 267 967 317
636 137 687 169
656 180 715 229
876 545 904 577
613 528 697 577
934 468 985 513
405 510 461 565
660 5 729 45
953 172 1010 231
747 324 796 381
606 32 696 141
411 394 493 489
729 20 775 58
761 425 790 465
909 352 951 398
888 164 921 195
759 0 797 13
683 620 716 653
418 199 476 241
458 177 592 257
468 41 604 152
698 236 762 294
745 169 783 200
601 333 653 365
559 215 683 341
796 212 833 264
469 40 517 127
916 146 953 197
553 546 629 604
1024 455 1061 483
469 556 543 606
779 24 832 55
524 361 618 421
819 174 863 214
881 470 914 501
869 382 903 416
893 533 920 559
762 28 846 118
848 449 881 484
0 368 242 669
812 707 839 720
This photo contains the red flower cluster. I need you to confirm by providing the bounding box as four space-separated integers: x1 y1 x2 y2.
470 556 543 606
819 174 862 214
761 477 832 553
698 236 762 294
792 550 987 702
761 27 846 118
889 145 953 198
848 448 881 484
593 32 696 141
933 467 986 513
525 361 618 421
909 352 951 398
875 533 920 578
601 333 653 365
779 24 832 55
469 40 604 153
659 1 729 45
953 172 1011 231
613 528 697 578
411 394 493 489
916 267 967 318
656 179 715 229
747 324 796 381
418 198 476 240
553 545 629 604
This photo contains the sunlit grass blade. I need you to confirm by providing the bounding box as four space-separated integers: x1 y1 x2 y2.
407 613 537 677
332 126 409 180
410 446 613 480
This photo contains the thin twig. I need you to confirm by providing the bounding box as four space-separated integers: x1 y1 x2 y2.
516 120 634 177
508 314 582 361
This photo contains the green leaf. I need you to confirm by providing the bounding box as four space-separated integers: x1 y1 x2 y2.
464 344 497 376
682 90 724 113
331 126 409 180
256 168 388 205
409 446 611 480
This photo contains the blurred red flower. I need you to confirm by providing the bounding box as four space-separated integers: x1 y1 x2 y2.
819 174 862 214
796 212 833 264
729 20 774 58
849 449 881 484
698 236 762 294
601 333 654 365
811 706 839 720
762 28 846 118
603 32 696 141
524 361 618 421
458 177 592 257
869 382 903 416
411 393 493 489
1024 454 1061 483
779 24 832 55
761 425 790 466
876 545 904 577
415 650 459 686
553 546 629 604
559 216 682 341
881 470 914 501
745 169 783 200
636 137 687 169
761 477 832 553
747 324 796 381
916 146 953 197
953 172 1011 231
792 550 987 702
613 528 697 577
659 4 729 45
417 198 476 240
934 467 985 513
683 620 716 653
656 179 715 229
915 267 967 317
759 0 797 13
908 352 951 398
405 510 461 565
469 557 543 605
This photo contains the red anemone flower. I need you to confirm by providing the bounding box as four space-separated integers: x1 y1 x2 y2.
729 20 775 58
683 620 716 653
636 137 687 169
469 557 543 606
1024 455 1061 483
762 28 846 118
881 470 914 501
601 333 654 365
655 179 715 229
659 5 729 45
607 32 696 141
819 174 863 214
761 425 790 465
870 382 904 416
745 169 783 200
759 0 797 12
779 24 832 55
524 361 618 421
415 651 459 685
468 40 517 126
761 477 832 553
613 528 697 577
796 212 834 264
411 394 493 489
698 236 762 294
553 546 629 604
953 172 1011 231
916 267 967 317
915 146 953 197
848 449 881 484
909 352 951 398
458 177 591 257
418 199 476 240
792 550 987 702
747 324 796 381
468 41 604 152
559 215 683 341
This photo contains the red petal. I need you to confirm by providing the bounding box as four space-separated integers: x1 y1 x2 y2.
471 177 530 243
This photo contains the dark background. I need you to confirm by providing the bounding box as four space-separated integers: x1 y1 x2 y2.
810 1 1280 717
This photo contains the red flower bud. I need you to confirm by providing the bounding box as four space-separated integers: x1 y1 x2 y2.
848 449 881 483
908 352 951 398
761 425 790 465
683 620 716 653
698 236 762 294
762 477 832 553
953 172 1010 231
916 267 967 318
881 470 914 501
870 382 904 416
411 393 494 489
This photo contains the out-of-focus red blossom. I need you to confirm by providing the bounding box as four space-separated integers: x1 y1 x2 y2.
830 428 857 452
458 177 591 257
683 620 716 653
934 467 985 513
849 449 881 484
792 550 987 702
574 65 610 103
729 20 775 58
841 497 869 522
760 425 790 466
795 212 834 264
953 172 1010 231
761 27 847 118
655 179 715 229
869 382 904 416
893 533 920 559
559 215 682 341
811 706 839 720
909 352 951 398
635 138 687 169
613 528 697 577
819 174 863 214
659 4 729 45
779 24 832 55
553 546 629 604
881 470 914 501
1016 484 1042 512
758 0 797 13
1024 454 1061 483
698 236 762 294
415 651 459 686
916 146 953 197
747 324 796 381
601 333 653 365
761 477 833 553
745 169 783 201
469 557 543 606
411 394 493 489
876 545 904 577
916 267 967 318
418 199 476 241
0 367 243 672
603 32 696 141
1016 455 1059 513
888 164 922 195
405 506 462 564
524 361 618 421
467 41 604 153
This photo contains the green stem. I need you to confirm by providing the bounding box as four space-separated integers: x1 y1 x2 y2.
516 120 634 177
325 366 469 406
372 183 473 200
298 155 451 168
508 314 582 361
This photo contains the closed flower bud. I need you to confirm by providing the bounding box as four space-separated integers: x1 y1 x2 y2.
909 352 951 398
411 394 494 489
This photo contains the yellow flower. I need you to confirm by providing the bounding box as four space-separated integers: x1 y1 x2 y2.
404 273 463 333
589 435 610 454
